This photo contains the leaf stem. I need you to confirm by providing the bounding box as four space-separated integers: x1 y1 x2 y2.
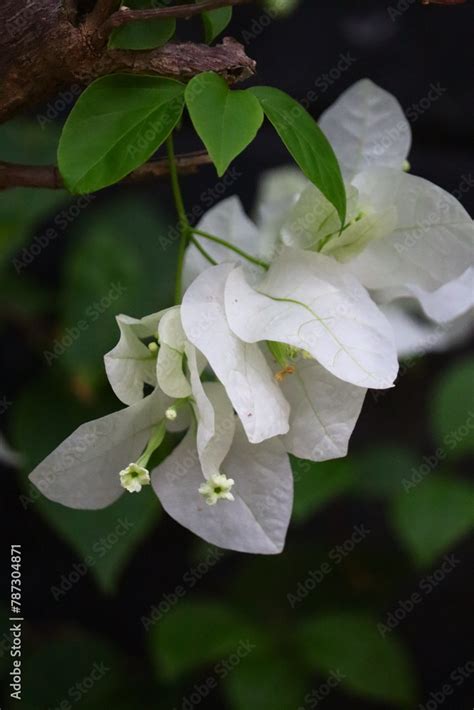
192 228 269 270
166 132 191 304
190 236 218 265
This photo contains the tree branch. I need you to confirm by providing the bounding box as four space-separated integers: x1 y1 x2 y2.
0 151 213 190
86 0 123 30
99 0 252 42
0 0 256 124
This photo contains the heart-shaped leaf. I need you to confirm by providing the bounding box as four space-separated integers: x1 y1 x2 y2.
250 86 346 226
58 75 185 193
185 72 264 176
109 17 176 50
201 6 233 43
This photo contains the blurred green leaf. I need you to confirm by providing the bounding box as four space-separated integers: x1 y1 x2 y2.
353 445 420 500
249 86 346 226
16 630 153 710
430 357 474 459
151 600 267 681
0 189 66 271
224 652 308 710
201 6 233 43
291 457 356 523
185 73 264 177
59 196 175 387
390 475 474 568
0 119 60 163
58 75 185 193
11 373 161 594
296 612 416 706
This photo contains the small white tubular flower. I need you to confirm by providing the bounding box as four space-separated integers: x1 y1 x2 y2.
119 463 151 493
165 406 178 421
153 423 293 554
198 473 235 506
28 388 168 510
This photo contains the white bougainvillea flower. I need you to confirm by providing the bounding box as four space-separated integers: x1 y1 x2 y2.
153 410 293 554
30 305 293 553
254 165 308 259
224 248 399 390
181 261 291 444
181 255 383 461
318 78 412 180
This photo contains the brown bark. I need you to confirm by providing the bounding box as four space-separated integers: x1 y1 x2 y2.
0 151 213 189
0 0 256 124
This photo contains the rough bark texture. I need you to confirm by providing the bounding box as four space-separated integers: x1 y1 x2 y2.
0 0 256 124
0 151 213 189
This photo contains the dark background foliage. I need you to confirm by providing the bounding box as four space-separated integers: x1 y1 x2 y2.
1 1 473 708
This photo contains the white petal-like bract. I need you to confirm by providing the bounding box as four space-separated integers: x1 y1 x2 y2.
225 248 399 389
104 312 163 405
153 424 293 554
319 78 411 181
271 356 367 461
350 168 474 292
181 262 290 443
29 390 167 510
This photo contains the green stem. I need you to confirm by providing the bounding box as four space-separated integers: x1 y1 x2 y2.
192 228 269 270
190 235 218 265
166 132 191 304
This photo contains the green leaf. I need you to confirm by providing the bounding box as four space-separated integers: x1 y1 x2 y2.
11 373 161 594
58 75 185 193
390 475 474 568
185 72 264 176
18 631 155 710
250 86 346 225
201 6 233 43
297 612 416 706
291 457 356 523
109 18 175 50
0 189 67 271
150 600 266 681
224 652 308 710
430 356 474 459
353 445 420 500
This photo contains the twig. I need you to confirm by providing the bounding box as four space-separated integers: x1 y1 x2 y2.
0 151 213 190
98 0 252 41
87 0 123 29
